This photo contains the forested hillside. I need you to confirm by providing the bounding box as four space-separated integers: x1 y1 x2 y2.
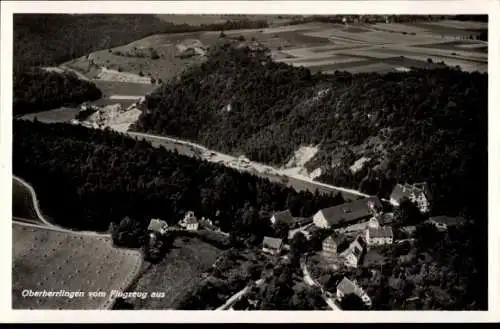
132 45 487 220
13 68 102 116
13 119 343 234
14 14 268 73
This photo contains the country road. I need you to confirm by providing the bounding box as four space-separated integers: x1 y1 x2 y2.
12 175 110 238
126 131 372 201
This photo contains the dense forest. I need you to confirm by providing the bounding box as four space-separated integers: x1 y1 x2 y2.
13 68 102 116
132 45 487 222
14 14 268 74
13 119 343 236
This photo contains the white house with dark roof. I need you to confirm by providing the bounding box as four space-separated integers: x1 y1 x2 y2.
313 197 382 229
365 226 394 246
147 218 169 235
336 277 372 307
262 236 283 255
390 182 432 213
339 235 366 268
179 211 199 231
270 210 294 226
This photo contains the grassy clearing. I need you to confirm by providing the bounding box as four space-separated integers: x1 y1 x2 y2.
12 223 142 309
12 179 38 221
20 107 80 124
125 236 222 309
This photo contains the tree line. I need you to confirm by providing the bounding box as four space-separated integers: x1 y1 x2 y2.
13 68 102 116
13 119 344 244
14 14 269 74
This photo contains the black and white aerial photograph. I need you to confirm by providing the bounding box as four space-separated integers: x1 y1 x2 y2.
3 0 496 319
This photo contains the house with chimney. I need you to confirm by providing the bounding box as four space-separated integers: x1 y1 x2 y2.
313 197 382 229
390 182 432 213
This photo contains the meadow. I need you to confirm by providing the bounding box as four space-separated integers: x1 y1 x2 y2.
12 223 142 309
125 236 222 309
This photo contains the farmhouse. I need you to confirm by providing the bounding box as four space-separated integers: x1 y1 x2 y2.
425 216 466 232
390 182 432 213
147 218 169 235
270 210 294 226
313 197 382 229
365 226 394 246
262 236 283 255
322 233 342 263
336 277 372 307
339 235 366 268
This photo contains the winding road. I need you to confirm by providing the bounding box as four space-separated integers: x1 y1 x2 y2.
12 175 110 238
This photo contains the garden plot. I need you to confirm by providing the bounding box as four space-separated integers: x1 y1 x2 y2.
12 223 142 310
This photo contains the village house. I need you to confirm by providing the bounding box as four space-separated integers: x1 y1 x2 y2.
390 182 432 213
270 209 295 227
262 236 283 255
147 218 169 235
313 197 382 229
365 226 394 246
425 216 466 232
339 235 366 268
336 277 372 307
322 233 342 263
179 211 199 231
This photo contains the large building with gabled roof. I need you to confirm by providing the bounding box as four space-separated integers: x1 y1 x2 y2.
313 197 382 229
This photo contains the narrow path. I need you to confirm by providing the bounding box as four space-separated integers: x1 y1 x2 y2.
300 255 340 310
216 278 264 310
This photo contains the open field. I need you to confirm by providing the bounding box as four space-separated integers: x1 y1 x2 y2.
413 40 487 53
126 236 222 309
19 107 80 123
54 20 486 110
12 179 38 221
12 223 142 309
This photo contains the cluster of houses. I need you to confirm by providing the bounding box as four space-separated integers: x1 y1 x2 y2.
261 182 436 262
147 211 221 237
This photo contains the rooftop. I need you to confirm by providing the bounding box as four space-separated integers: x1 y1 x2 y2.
317 196 382 227
337 277 357 295
147 218 168 232
390 182 432 202
263 236 283 250
272 210 294 225
368 226 394 238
